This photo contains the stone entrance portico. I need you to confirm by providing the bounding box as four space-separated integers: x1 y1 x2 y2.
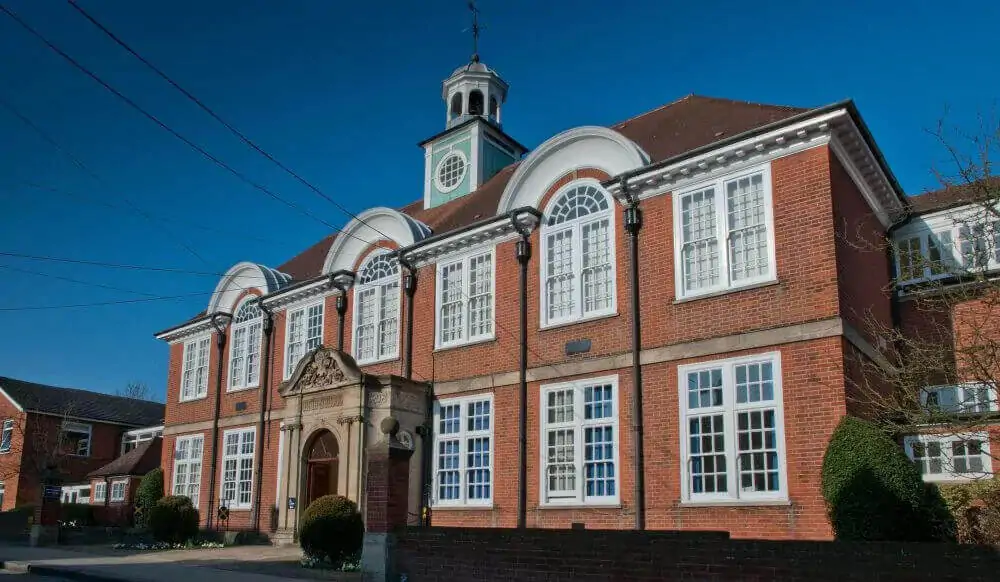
272 347 428 544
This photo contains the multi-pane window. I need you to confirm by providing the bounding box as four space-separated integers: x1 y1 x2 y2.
110 480 127 502
172 434 204 505
60 422 92 457
436 250 494 347
541 182 615 326
354 252 400 364
220 427 255 509
921 383 997 415
436 152 467 193
679 353 787 502
675 166 775 299
904 433 993 482
0 420 12 453
540 377 619 505
93 482 106 503
229 299 262 390
895 231 958 283
432 395 493 507
893 210 1000 285
180 336 210 401
285 301 324 378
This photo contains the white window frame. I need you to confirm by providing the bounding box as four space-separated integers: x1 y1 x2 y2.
431 394 494 508
180 335 210 402
93 481 106 503
904 432 994 482
219 427 255 510
678 352 788 504
893 205 1000 286
172 433 204 505
228 298 263 391
434 150 468 194
121 425 164 456
920 382 998 415
352 252 401 365
435 247 496 349
539 179 618 328
61 421 92 457
284 299 326 379
538 375 620 506
672 164 777 300
0 419 13 453
110 479 127 502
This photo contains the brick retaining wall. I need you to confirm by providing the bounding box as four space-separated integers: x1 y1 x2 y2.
394 527 1000 581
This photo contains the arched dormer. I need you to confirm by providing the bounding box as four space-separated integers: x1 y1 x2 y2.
321 207 431 275
208 262 291 314
496 126 649 214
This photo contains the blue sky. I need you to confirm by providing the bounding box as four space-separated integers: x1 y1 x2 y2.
0 0 996 401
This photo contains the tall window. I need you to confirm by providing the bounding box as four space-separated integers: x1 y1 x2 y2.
285 301 325 378
354 252 400 364
432 395 493 507
60 422 92 457
220 427 255 510
172 434 204 505
229 298 262 390
541 181 615 327
93 482 106 503
904 433 993 482
921 383 997 415
436 250 494 348
674 166 775 299
180 335 210 401
0 420 12 453
110 480 127 502
679 353 787 503
539 377 619 505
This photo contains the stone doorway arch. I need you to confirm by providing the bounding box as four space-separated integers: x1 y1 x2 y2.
305 429 339 508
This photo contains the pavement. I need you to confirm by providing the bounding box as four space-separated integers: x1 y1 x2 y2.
0 544 361 582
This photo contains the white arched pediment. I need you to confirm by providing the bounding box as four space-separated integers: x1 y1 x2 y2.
322 207 431 274
207 262 291 314
496 126 649 214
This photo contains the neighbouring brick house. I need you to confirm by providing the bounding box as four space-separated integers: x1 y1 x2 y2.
86 437 162 525
152 53 998 542
0 377 164 511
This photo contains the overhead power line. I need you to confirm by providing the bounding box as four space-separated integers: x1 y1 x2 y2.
0 262 158 296
0 251 227 276
0 290 213 312
66 0 398 245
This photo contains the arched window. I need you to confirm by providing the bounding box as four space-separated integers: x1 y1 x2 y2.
468 90 484 116
229 297 262 390
450 93 463 120
541 181 616 326
489 96 499 119
353 252 400 364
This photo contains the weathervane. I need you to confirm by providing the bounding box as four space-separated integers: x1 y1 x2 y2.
467 1 481 63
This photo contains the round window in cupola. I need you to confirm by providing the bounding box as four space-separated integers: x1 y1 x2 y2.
435 151 467 193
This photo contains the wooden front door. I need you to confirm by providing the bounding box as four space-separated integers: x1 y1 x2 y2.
307 461 333 506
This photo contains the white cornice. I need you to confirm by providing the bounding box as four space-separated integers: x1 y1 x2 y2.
406 212 539 267
155 314 229 344
261 278 338 311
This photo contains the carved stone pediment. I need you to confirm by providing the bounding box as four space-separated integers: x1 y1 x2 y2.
279 347 362 396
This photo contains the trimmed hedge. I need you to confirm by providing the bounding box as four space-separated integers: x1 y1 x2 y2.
821 416 953 541
134 468 164 527
148 495 199 543
299 495 363 564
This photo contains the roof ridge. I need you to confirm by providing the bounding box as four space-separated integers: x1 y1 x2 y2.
0 376 163 405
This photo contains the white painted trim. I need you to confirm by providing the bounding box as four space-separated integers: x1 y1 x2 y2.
350 251 401 366
61 421 93 457
903 432 994 483
180 334 211 402
109 479 128 502
434 150 469 194
283 298 326 381
261 278 335 310
430 392 495 508
539 179 618 328
227 298 263 392
537 374 621 507
423 144 434 210
321 207 431 275
434 246 497 350
219 426 256 510
156 314 229 345
275 422 285 510
171 433 205 505
470 123 481 189
405 212 538 267
0 387 24 413
0 419 14 453
497 126 649 215
207 262 290 315
671 163 778 301
677 351 788 505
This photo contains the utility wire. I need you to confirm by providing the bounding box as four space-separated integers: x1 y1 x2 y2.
0 262 159 296
67 0 398 245
0 291 213 312
0 251 229 276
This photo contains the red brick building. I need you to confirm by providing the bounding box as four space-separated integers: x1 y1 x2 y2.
153 56 997 541
0 377 164 511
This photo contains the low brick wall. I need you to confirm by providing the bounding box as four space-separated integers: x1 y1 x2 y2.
0 510 30 541
395 527 1000 581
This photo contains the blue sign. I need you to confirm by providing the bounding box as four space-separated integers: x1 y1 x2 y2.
288 497 297 510
43 486 61 500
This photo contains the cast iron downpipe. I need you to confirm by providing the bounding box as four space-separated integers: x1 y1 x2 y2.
329 269 355 351
252 299 274 533
621 177 646 530
509 207 540 529
397 253 417 380
205 312 229 530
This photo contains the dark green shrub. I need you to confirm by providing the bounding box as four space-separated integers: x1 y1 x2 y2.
59 503 95 526
148 495 199 543
134 468 164 527
821 416 953 541
299 495 363 563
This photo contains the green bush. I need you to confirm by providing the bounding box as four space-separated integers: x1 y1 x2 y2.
939 478 1000 543
299 495 363 564
59 503 95 526
148 495 199 543
134 468 164 527
821 416 953 541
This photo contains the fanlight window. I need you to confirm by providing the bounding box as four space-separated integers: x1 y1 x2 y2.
354 252 400 364
546 184 611 226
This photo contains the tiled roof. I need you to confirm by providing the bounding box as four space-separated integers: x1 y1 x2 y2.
275 95 810 281
88 438 162 478
0 376 164 427
907 178 1000 215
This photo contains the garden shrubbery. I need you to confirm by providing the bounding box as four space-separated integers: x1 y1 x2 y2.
134 468 164 528
299 495 363 565
147 495 199 543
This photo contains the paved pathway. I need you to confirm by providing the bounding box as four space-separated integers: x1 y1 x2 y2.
0 545 360 582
